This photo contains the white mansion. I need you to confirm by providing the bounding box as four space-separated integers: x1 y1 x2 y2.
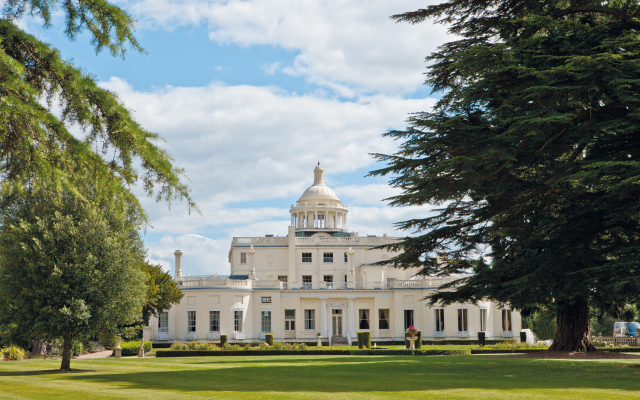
144 163 520 344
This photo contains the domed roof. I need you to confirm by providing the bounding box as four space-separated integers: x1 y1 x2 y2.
298 162 341 202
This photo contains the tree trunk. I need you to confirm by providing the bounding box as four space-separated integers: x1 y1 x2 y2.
549 298 596 352
60 335 73 370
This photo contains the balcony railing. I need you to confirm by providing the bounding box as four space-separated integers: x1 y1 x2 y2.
433 331 446 338
502 331 515 338
458 331 470 338
184 332 197 341
179 278 455 290
232 236 403 246
157 331 169 341
208 332 221 340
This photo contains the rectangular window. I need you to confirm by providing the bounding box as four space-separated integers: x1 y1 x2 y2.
277 275 288 282
302 253 312 263
323 252 333 263
234 310 243 332
359 309 370 330
435 309 445 332
240 252 247 264
502 309 512 332
458 309 468 332
404 309 414 330
158 312 169 332
379 309 390 330
304 309 315 330
323 275 333 283
344 252 348 262
285 309 295 331
302 275 312 289
344 275 348 283
209 310 220 332
261 297 271 304
261 310 272 332
187 311 196 333
480 309 487 332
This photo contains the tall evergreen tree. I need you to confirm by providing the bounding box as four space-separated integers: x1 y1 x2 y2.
372 1 640 351
0 1 197 217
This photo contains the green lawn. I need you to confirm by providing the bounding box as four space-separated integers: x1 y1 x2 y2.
1 355 639 399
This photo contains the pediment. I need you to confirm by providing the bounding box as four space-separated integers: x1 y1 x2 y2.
327 300 347 307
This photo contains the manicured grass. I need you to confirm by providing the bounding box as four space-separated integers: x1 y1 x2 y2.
1 355 639 399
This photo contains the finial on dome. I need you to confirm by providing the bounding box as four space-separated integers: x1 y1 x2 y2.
313 162 324 184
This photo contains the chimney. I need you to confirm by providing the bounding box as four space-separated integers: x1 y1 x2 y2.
174 250 183 281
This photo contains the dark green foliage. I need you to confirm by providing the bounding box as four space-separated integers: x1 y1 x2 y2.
71 341 83 357
120 340 152 356
372 0 640 352
357 332 363 349
478 332 486 347
141 262 184 326
361 332 371 349
405 331 422 349
0 2 197 219
157 349 472 357
265 334 274 346
416 331 422 349
220 335 228 347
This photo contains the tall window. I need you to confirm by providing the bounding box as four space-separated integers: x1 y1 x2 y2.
344 252 348 262
302 275 312 289
261 297 272 304
261 311 272 333
304 309 315 330
277 275 288 282
457 309 468 332
323 275 333 283
234 310 243 332
285 310 295 331
359 309 370 329
502 309 512 332
323 252 333 263
240 252 247 264
404 309 414 330
302 253 312 263
379 309 390 330
158 312 169 332
318 214 325 228
187 311 196 332
435 309 445 332
209 311 220 332
480 309 487 332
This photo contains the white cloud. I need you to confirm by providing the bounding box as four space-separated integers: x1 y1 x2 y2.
261 62 281 75
119 0 447 95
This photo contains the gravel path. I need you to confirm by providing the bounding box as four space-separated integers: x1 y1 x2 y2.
74 350 113 359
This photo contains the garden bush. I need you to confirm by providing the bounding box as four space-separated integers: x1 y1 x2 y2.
157 348 472 357
120 340 152 356
361 332 371 349
72 341 83 356
220 335 228 346
416 331 422 349
265 334 274 346
357 332 364 349
478 331 486 346
1 345 27 360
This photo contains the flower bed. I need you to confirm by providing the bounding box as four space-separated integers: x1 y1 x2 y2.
156 348 472 357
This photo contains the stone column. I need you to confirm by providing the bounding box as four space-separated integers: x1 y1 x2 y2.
347 297 356 339
288 225 296 285
291 213 295 225
320 298 328 338
344 214 347 230
315 210 318 228
174 250 183 281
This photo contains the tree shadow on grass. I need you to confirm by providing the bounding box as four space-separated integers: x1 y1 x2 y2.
60 358 640 394
0 369 94 377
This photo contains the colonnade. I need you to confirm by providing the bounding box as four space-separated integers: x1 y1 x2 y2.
291 210 347 229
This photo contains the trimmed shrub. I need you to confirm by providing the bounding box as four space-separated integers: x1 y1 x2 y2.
120 341 152 356
157 348 472 357
71 341 83 356
416 331 422 349
265 334 274 346
361 332 371 349
220 335 228 347
357 332 364 349
478 331 486 347
520 331 527 343
1 345 27 360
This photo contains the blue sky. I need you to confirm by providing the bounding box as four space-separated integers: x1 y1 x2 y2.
17 0 448 275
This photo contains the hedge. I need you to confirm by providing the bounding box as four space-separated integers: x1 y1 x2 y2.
157 349 471 357
478 332 486 347
361 332 371 349
265 334 274 346
220 335 228 347
120 341 152 356
470 348 545 354
357 332 364 349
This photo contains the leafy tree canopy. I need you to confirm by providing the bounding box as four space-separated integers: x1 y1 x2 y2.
0 191 147 370
0 0 197 220
141 261 184 326
372 0 640 351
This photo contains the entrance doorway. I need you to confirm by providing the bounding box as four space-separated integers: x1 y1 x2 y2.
332 309 343 336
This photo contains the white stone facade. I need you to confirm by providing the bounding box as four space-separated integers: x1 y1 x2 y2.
146 164 520 343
